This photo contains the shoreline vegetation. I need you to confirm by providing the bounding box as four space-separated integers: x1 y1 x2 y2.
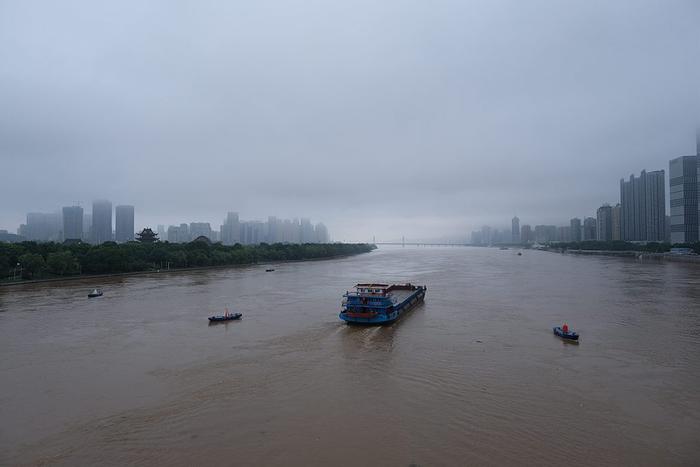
0 241 376 285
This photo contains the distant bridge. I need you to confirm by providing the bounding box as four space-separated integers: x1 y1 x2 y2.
374 242 470 247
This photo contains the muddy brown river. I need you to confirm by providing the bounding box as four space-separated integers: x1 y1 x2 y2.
1 246 699 466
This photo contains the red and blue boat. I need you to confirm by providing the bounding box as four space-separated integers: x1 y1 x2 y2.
340 283 426 324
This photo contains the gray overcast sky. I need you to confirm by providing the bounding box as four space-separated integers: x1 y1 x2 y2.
1 0 699 242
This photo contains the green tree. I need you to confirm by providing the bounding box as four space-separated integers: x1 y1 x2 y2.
46 251 79 276
18 253 46 279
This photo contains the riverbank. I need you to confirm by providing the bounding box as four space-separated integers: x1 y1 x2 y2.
548 248 700 264
0 243 376 287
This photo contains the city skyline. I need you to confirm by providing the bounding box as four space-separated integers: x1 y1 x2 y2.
8 199 331 245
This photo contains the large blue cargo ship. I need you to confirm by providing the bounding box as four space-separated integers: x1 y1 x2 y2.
340 283 427 324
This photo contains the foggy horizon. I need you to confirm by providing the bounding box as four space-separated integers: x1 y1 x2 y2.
2 1 699 241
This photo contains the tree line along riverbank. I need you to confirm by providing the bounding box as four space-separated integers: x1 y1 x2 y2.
0 241 376 282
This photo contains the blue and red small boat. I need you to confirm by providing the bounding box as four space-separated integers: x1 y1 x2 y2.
553 325 579 342
340 283 426 325
208 308 242 323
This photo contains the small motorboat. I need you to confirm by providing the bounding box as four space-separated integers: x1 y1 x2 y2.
517 252 522 256
265 268 275 272
208 309 242 323
553 326 579 342
87 289 103 298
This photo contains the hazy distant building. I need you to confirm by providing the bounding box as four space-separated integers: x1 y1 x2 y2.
91 200 113 244
520 224 532 243
669 155 698 243
115 205 135 243
157 225 166 241
570 218 582 242
167 225 182 243
315 222 329 243
596 204 613 241
82 213 92 242
240 221 266 245
620 169 666 242
665 215 671 243
583 217 597 241
471 230 483 245
24 212 61 242
481 226 492 245
267 216 281 243
221 212 240 245
611 204 622 241
300 218 315 243
534 225 556 244
556 226 571 242
179 223 190 242
511 216 520 243
62 206 83 241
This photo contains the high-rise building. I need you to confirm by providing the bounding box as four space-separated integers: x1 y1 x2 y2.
24 212 61 242
534 225 556 244
556 226 571 242
300 218 315 243
596 205 613 241
520 224 532 243
669 155 698 243
115 205 135 243
611 204 622 241
82 213 92 242
91 200 112 244
511 216 520 243
221 212 240 245
315 222 329 243
619 170 665 241
62 206 83 241
583 217 597 241
570 218 582 242
157 225 166 241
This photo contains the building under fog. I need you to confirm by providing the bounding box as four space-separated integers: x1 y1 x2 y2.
570 218 582 242
596 204 613 241
220 212 240 245
91 200 112 244
619 169 665 242
669 155 698 243
115 205 134 242
511 216 520 243
62 206 83 241
583 217 597 241
21 212 62 242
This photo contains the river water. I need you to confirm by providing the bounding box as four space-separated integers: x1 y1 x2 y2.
1 246 699 466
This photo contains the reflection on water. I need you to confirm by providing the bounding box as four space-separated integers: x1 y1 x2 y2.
1 247 699 466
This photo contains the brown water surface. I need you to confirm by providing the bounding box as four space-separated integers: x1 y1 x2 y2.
1 246 699 466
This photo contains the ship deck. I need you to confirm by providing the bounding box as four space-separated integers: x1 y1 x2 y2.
389 289 415 305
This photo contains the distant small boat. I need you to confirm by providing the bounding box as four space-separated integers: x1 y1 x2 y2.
553 326 579 342
517 252 522 256
208 308 242 323
499 247 509 250
87 289 103 298
265 268 275 272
